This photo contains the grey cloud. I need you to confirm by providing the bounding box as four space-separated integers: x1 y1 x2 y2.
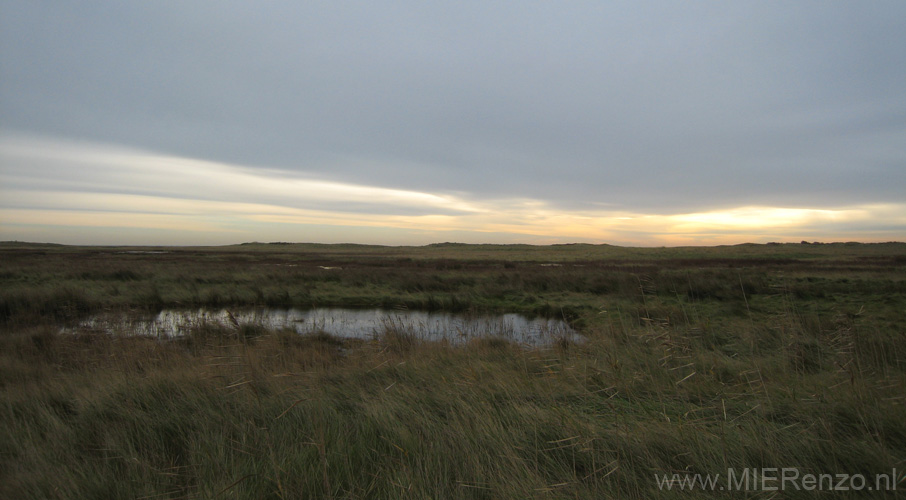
2 0 905 216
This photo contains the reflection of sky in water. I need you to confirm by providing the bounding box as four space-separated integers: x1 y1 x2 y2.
73 308 582 346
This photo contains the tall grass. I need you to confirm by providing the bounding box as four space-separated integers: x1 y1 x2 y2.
3 306 904 498
1 242 904 498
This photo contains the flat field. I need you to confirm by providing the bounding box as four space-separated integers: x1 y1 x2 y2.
1 241 905 498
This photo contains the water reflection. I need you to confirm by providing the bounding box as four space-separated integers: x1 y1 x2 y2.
73 308 582 346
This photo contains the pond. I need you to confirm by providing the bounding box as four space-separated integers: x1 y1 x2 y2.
69 307 582 346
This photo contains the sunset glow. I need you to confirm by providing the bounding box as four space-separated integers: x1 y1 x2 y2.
2 136 902 246
1 2 904 246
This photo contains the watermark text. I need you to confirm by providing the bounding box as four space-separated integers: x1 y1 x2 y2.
655 468 900 492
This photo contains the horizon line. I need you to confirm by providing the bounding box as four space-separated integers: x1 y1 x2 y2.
2 239 904 249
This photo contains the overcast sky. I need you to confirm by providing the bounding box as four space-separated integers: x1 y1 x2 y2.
1 1 904 246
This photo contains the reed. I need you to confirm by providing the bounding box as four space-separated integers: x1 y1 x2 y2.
1 242 904 498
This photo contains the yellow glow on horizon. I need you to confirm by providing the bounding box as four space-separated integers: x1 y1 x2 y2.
2 197 904 246
668 206 856 230
2 135 905 246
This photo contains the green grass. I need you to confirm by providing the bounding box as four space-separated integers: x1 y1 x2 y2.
1 242 905 498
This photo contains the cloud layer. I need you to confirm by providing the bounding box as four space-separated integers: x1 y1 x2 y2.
1 1 904 244
2 135 903 246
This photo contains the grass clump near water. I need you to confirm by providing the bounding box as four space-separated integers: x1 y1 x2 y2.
1 241 905 498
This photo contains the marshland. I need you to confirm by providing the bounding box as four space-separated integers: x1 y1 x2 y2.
1 241 905 498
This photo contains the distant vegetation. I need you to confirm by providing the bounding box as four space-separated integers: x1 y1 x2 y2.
1 242 904 498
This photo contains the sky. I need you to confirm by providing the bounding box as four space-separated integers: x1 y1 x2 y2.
1 1 905 246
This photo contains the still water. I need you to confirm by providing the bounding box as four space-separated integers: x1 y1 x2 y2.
72 308 581 346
